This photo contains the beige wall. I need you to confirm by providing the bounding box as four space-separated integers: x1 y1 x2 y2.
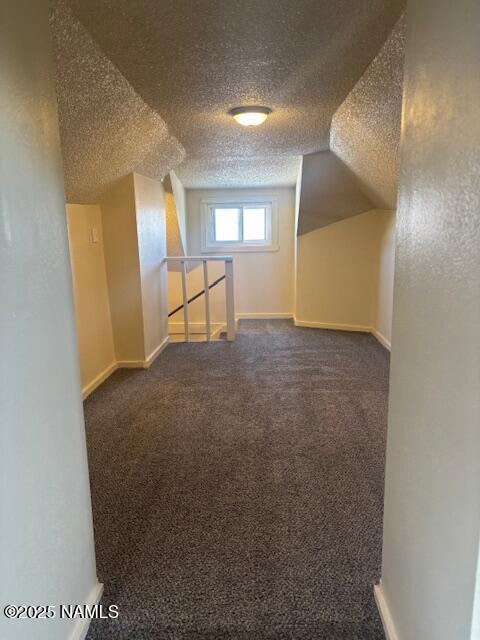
295 209 395 345
67 173 169 390
373 211 395 346
133 173 169 359
0 2 98 639
184 187 296 320
165 189 184 258
165 174 185 259
378 0 480 638
101 175 145 363
67 204 116 394
170 169 187 253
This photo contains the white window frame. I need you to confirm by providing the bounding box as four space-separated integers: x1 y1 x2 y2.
201 198 279 253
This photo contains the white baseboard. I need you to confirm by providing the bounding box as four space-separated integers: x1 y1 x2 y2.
82 362 117 400
294 318 371 332
168 321 225 334
371 328 391 351
168 315 292 338
144 336 170 367
168 322 228 340
117 336 170 369
294 318 391 351
374 583 399 640
69 582 104 640
82 337 170 399
236 312 294 320
211 323 227 339
115 359 147 369
82 321 389 400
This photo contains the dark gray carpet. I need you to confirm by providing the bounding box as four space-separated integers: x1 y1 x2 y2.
84 320 389 639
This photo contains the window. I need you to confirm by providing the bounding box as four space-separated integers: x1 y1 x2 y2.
213 207 241 241
243 207 266 241
202 200 278 252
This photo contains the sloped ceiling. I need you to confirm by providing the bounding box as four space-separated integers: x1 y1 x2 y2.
51 1 185 203
330 15 406 209
297 151 375 236
297 14 405 234
53 0 404 199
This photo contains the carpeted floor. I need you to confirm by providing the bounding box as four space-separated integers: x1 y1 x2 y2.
85 320 389 639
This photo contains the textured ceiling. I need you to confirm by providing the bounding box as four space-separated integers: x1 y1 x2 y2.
330 15 406 209
61 0 404 191
297 14 405 234
51 1 185 203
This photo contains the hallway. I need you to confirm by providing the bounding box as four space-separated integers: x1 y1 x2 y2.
85 321 389 639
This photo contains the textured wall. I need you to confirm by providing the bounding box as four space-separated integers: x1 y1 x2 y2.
330 15 405 209
0 2 98 638
379 0 480 638
51 1 185 203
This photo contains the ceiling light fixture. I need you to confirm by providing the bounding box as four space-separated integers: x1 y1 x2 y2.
229 106 272 127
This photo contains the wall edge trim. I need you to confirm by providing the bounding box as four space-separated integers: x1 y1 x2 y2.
69 582 104 640
117 338 170 370
82 362 117 400
115 360 146 368
144 336 170 367
168 321 225 334
236 313 294 320
168 323 229 340
294 318 392 349
294 318 371 332
374 583 399 640
82 338 170 399
371 327 391 351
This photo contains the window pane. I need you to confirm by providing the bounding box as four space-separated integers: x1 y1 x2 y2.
214 208 240 241
243 207 266 241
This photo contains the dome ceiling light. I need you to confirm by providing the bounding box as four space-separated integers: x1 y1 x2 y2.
229 106 272 127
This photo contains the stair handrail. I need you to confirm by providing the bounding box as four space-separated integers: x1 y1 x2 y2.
167 274 226 318
164 256 235 342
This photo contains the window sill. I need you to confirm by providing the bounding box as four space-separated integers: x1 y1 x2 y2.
201 244 279 254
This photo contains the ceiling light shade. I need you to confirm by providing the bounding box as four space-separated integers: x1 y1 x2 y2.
229 106 272 127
